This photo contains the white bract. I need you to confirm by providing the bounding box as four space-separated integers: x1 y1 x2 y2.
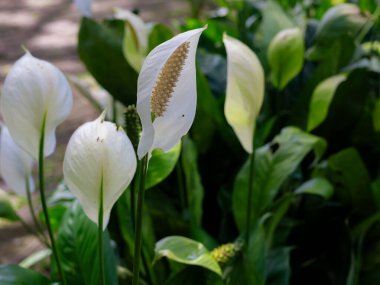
74 0 92 17
1 52 73 160
114 8 149 72
137 26 207 159
63 113 137 229
223 34 265 153
0 126 35 197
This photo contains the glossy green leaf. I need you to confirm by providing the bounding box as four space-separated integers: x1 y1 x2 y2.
0 264 50 285
307 4 368 60
256 0 294 64
0 198 19 221
233 127 326 231
78 17 138 106
145 142 181 189
307 74 347 131
268 28 304 90
56 202 118 285
295 177 334 199
155 236 222 276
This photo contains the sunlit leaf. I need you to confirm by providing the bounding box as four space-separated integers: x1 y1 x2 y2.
268 28 304 90
307 74 347 131
155 236 222 276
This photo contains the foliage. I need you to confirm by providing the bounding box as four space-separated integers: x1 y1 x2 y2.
1 0 380 284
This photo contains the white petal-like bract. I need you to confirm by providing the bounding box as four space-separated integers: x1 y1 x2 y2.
137 26 206 159
63 114 137 229
223 34 265 153
0 127 35 197
74 0 92 17
1 52 73 160
114 8 149 72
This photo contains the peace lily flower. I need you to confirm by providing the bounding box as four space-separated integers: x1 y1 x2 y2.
114 8 149 72
223 34 265 153
0 52 73 160
0 126 35 197
63 113 137 229
136 26 207 159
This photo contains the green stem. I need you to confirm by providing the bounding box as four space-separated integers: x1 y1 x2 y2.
132 155 148 285
112 98 117 123
245 142 256 246
38 113 66 285
98 174 105 285
25 174 49 247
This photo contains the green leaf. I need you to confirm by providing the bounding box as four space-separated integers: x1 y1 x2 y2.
0 264 50 285
0 198 19 221
233 127 326 231
148 23 173 52
56 202 118 285
155 236 222 276
256 0 294 66
166 266 223 285
191 68 223 153
307 4 368 60
307 74 347 131
78 17 138 106
181 136 203 229
295 177 334 199
327 148 375 216
268 28 304 90
145 143 181 190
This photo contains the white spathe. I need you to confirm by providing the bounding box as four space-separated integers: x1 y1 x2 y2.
63 113 137 229
74 0 92 17
137 26 207 159
0 127 35 197
1 52 73 160
114 8 149 72
223 34 265 153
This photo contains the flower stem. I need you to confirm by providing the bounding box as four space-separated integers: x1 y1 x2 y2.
38 113 66 285
25 174 49 247
132 155 148 285
98 174 105 285
245 149 256 246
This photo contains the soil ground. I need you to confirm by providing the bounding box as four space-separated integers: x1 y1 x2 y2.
0 0 189 265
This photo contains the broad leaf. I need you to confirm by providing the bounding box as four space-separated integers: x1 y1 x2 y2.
0 265 49 285
155 236 222 276
146 143 181 189
307 74 347 131
56 202 118 285
233 127 326 231
327 148 375 217
148 23 173 52
268 28 304 90
78 17 138 106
